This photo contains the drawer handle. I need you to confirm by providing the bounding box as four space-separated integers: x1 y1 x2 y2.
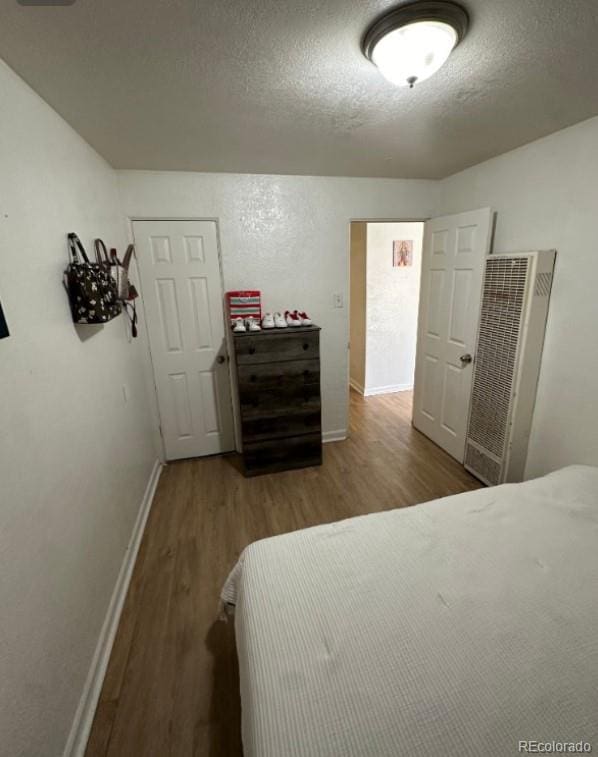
303 370 310 379
302 343 309 351
248 346 256 355
250 374 257 382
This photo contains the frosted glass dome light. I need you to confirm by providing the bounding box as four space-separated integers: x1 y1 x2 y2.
362 1 468 89
372 21 458 87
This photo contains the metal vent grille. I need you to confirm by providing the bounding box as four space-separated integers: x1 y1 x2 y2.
465 443 501 486
466 257 530 478
535 272 552 297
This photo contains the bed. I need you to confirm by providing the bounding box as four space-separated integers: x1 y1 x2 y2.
222 466 598 756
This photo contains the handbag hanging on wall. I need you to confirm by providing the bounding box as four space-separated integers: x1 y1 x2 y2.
103 241 140 337
65 233 121 324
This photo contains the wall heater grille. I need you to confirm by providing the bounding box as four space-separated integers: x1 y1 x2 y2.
465 251 555 486
535 272 552 297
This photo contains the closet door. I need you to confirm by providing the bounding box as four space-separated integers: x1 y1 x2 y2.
413 208 492 462
134 220 234 460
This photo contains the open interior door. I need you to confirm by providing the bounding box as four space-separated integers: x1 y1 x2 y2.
413 208 493 462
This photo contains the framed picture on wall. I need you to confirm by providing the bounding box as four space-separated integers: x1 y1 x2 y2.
393 239 413 267
0 301 9 339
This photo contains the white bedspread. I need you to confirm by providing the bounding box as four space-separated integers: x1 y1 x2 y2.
222 466 598 756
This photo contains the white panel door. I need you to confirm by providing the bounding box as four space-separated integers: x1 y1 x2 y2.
413 208 492 461
133 220 234 460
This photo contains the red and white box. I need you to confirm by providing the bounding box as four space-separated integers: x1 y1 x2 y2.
226 290 262 324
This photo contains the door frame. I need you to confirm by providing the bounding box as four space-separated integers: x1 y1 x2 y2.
346 216 429 439
126 216 236 462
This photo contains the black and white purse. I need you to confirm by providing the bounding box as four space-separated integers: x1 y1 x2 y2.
65 233 121 324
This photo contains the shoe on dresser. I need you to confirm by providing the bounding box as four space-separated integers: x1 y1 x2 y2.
296 310 312 326
285 310 302 327
232 317 246 332
246 317 261 332
261 312 275 329
273 312 288 328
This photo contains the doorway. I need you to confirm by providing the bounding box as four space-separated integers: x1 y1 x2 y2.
349 208 493 464
133 219 235 460
349 221 424 397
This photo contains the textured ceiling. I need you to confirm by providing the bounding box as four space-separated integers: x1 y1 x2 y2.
1 0 598 178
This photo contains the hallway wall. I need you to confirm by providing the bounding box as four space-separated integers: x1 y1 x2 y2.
364 222 423 395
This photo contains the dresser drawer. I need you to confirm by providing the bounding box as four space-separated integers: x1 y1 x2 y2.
235 330 319 364
241 410 321 442
243 433 322 476
238 359 320 390
240 382 321 419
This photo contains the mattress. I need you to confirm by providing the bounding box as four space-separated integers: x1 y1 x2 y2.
222 466 598 757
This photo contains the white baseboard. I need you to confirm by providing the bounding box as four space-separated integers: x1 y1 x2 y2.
323 429 348 443
349 379 364 395
364 383 413 397
63 459 163 757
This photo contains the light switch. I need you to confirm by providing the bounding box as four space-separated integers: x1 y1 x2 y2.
333 293 344 309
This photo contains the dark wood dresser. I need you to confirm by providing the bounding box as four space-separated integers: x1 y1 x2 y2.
232 325 322 476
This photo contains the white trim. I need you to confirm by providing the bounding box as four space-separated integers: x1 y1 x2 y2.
363 383 413 397
349 378 365 395
63 460 163 757
323 429 348 443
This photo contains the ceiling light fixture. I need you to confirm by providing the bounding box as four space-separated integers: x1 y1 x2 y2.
362 0 469 88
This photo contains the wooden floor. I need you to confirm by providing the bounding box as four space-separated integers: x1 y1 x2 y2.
86 390 480 757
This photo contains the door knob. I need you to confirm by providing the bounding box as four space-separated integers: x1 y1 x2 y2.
460 353 473 365
217 355 226 364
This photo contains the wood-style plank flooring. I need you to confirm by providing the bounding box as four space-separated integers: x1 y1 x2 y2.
86 390 480 757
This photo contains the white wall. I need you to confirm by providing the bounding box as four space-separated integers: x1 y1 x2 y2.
436 115 598 479
117 171 438 438
0 60 156 756
364 222 423 395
